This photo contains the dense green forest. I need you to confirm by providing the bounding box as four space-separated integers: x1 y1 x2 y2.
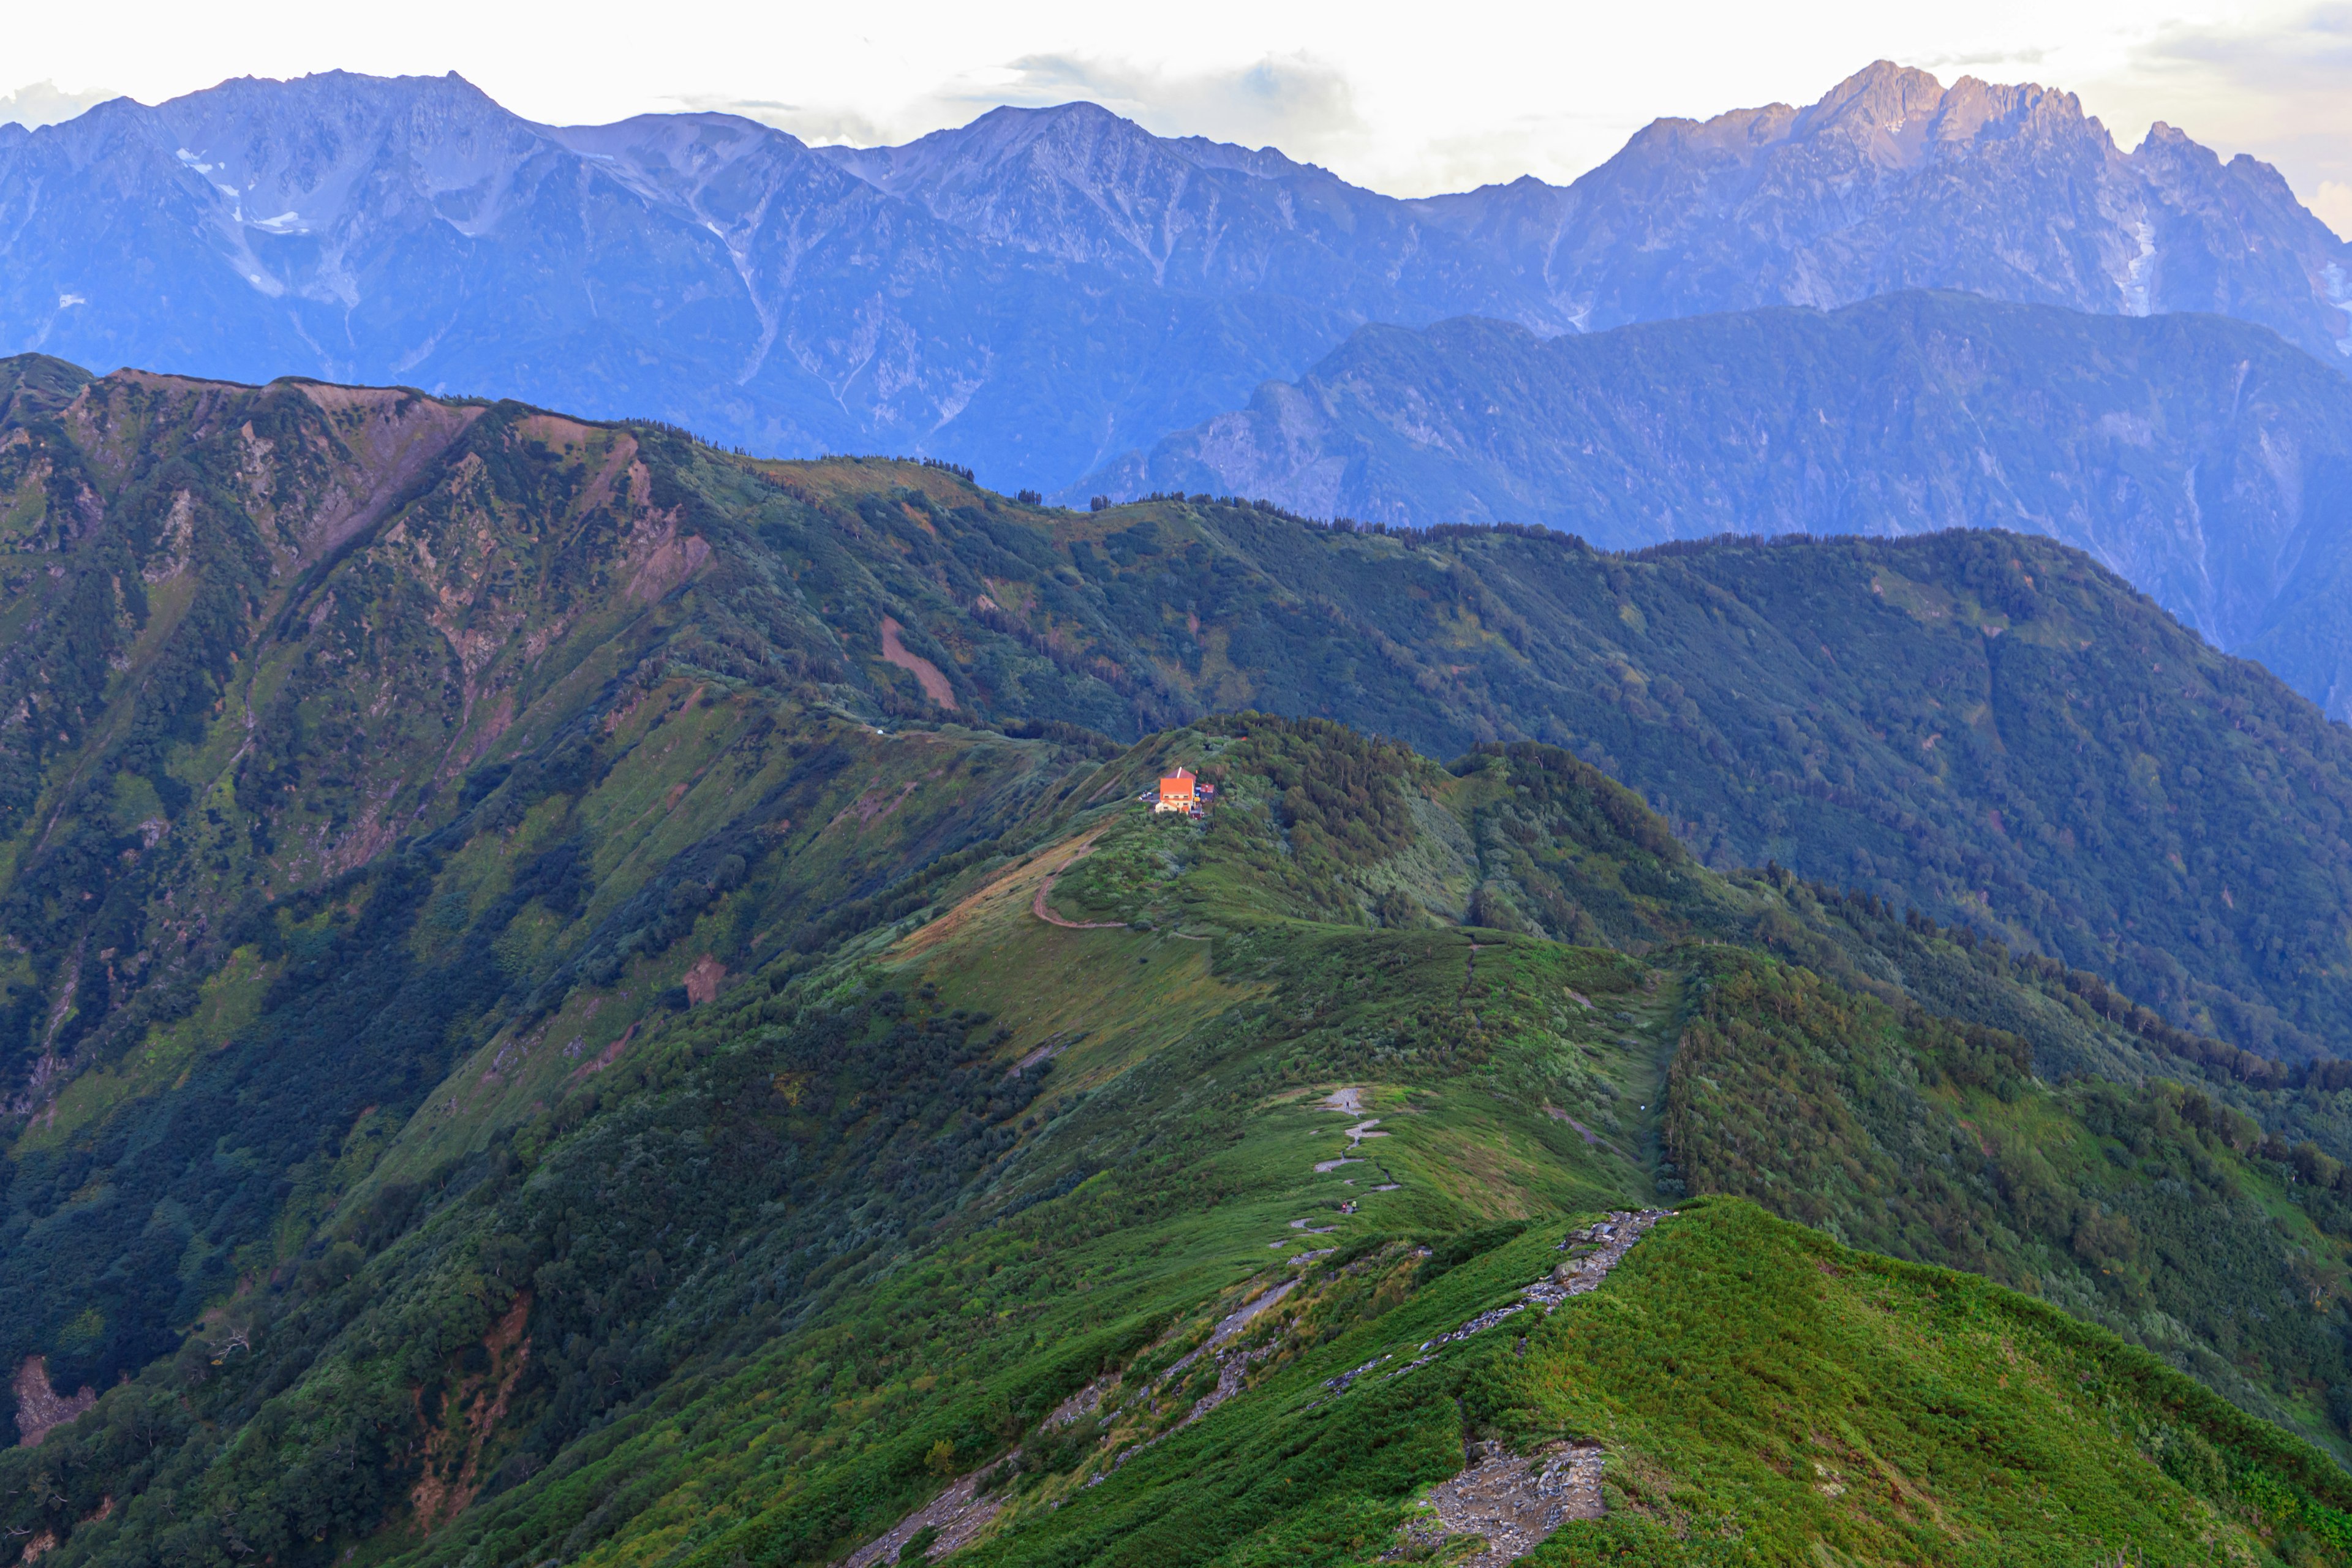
12 360 2352 1562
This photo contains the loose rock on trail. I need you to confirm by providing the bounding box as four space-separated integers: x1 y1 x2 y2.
1412 1444 1607 1566
1379 1212 1669 1561
837 1472 1001 1568
1526 1210 1670 1307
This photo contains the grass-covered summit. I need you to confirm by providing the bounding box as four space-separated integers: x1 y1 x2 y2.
12 714 2352 1567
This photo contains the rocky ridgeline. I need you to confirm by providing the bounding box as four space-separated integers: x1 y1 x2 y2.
839 1213 1672 1564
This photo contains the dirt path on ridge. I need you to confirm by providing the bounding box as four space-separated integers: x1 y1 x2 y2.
1031 846 1129 930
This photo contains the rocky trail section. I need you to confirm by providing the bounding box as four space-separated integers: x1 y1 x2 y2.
837 1472 1000 1568
1310 1090 1396 1178
1362 1214 1667 1561
1101 1280 1300 1472
1527 1210 1668 1307
1407 1443 1608 1566
836 1214 1667 1565
1325 1212 1672 1396
840 1282 1302 1561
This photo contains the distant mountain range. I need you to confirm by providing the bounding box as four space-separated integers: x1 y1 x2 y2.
0 62 2344 500
1080 290 2352 718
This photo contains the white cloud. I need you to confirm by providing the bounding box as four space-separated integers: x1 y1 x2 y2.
2076 4 2352 230
981 51 1363 158
0 80 119 129
659 94 896 146
2315 182 2352 243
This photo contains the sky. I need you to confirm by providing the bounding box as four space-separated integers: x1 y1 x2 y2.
2 0 2348 236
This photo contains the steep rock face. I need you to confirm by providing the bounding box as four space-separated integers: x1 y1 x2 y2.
1084 291 2352 716
1409 61 2352 365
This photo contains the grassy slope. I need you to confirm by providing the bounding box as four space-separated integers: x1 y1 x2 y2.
7 355 2352 1087
16 718 2352 1568
729 466 2352 1063
10 361 2352 1562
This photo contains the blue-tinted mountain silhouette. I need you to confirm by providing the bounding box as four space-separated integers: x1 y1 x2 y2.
0 63 2343 494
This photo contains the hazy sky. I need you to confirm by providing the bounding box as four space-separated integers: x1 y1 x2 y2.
6 0 2348 234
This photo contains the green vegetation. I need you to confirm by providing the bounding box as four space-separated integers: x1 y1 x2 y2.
1095 287 2352 733
12 361 2352 1564
9 714 2352 1567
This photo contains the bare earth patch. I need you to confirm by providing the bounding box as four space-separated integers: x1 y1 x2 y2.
1030 851 1129 930
682 954 727 1006
12 1355 93 1446
879 617 957 709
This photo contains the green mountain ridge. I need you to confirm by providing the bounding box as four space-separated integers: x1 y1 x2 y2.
18 348 2352 1067
13 714 2352 1567
1078 290 2352 722
10 358 2352 1561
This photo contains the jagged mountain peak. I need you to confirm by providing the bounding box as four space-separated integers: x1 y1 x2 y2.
1480 58 2351 351
128 68 550 250
1816 64 2103 167
1796 57 1950 129
1611 61 2110 181
810 95 1475 304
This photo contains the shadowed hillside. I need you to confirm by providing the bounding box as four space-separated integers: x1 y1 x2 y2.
9 353 2352 1078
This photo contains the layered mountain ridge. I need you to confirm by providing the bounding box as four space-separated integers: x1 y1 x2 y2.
9 348 2352 1102
0 61 2343 499
12 360 2352 1561
15 51 2352 1566
1081 290 2352 717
